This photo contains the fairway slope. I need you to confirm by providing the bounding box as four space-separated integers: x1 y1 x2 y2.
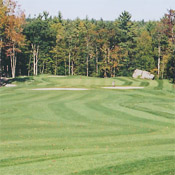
0 75 175 175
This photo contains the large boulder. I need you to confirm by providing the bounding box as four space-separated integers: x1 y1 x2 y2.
132 69 142 78
133 69 154 80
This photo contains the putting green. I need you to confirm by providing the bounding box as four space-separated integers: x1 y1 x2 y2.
0 75 175 175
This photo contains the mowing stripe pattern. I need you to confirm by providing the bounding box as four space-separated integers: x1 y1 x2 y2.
0 76 175 175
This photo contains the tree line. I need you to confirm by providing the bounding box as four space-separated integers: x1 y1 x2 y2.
0 0 175 82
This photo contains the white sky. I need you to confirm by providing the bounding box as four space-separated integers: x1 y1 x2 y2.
18 0 175 21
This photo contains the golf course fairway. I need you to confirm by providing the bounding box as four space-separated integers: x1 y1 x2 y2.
0 75 175 175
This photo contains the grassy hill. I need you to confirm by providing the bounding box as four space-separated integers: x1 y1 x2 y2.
0 75 175 175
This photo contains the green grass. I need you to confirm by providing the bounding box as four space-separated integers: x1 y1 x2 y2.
0 75 175 175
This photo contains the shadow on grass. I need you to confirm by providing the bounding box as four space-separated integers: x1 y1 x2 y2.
154 80 163 90
72 156 174 175
7 77 33 84
116 77 133 86
140 81 149 87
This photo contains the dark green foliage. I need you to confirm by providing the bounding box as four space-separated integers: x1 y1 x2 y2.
167 54 175 83
1 9 175 82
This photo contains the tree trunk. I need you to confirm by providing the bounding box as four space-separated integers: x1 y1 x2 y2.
6 65 9 77
55 57 57 75
104 69 107 78
0 38 2 78
35 56 38 76
104 51 108 78
68 37 72 76
161 60 164 79
35 46 39 76
28 55 31 76
96 57 98 75
32 44 39 76
10 45 16 78
32 44 36 76
107 48 110 63
158 45 161 78
69 51 71 76
72 60 74 75
113 67 116 77
10 55 12 77
87 55 89 77
42 61 45 74
95 48 98 75
87 41 89 77
65 60 67 75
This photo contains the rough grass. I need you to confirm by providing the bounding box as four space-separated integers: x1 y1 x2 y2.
0 75 175 175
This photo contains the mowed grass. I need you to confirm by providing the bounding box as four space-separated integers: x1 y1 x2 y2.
0 75 175 175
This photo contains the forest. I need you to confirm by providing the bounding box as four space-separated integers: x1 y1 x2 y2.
0 0 175 81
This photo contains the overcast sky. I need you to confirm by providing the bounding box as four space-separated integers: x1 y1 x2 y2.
18 0 175 21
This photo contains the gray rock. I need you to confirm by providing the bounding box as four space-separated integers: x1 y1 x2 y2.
133 69 154 80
